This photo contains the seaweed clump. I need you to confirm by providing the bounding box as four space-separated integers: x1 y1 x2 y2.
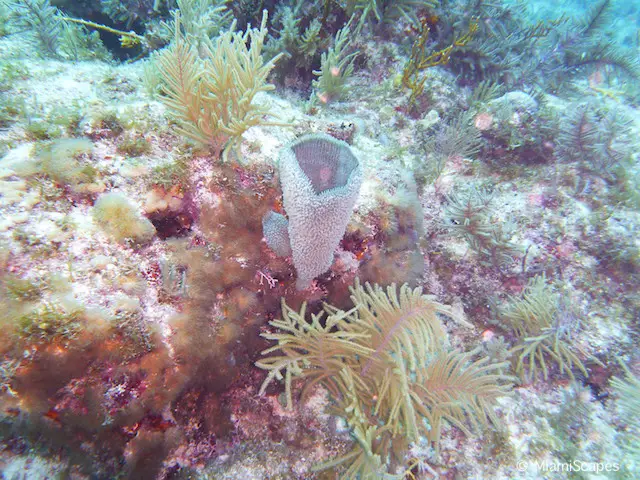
406 1 533 87
257 279 513 477
9 0 111 60
161 161 285 392
311 20 359 104
0 260 185 477
263 4 327 87
9 0 60 56
415 110 482 186
31 138 101 193
539 0 640 92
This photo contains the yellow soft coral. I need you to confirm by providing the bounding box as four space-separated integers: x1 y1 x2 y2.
156 10 283 157
402 18 478 108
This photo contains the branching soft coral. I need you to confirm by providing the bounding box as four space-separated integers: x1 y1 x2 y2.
9 0 60 56
500 275 595 383
312 20 358 104
444 188 520 267
346 0 438 28
156 10 283 157
556 103 634 182
264 4 325 82
257 279 513 477
611 360 640 456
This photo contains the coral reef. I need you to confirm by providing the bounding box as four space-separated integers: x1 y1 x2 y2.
0 0 639 477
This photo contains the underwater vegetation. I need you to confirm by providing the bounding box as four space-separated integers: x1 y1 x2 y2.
156 9 283 157
7 0 111 60
444 187 520 268
257 279 514 478
0 0 639 478
611 361 640 456
311 19 359 104
555 102 634 182
499 275 592 383
263 4 326 85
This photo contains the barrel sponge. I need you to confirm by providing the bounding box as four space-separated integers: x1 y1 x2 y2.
278 133 362 289
262 210 292 257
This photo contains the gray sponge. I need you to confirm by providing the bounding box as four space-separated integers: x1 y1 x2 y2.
262 211 292 257
267 133 362 289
